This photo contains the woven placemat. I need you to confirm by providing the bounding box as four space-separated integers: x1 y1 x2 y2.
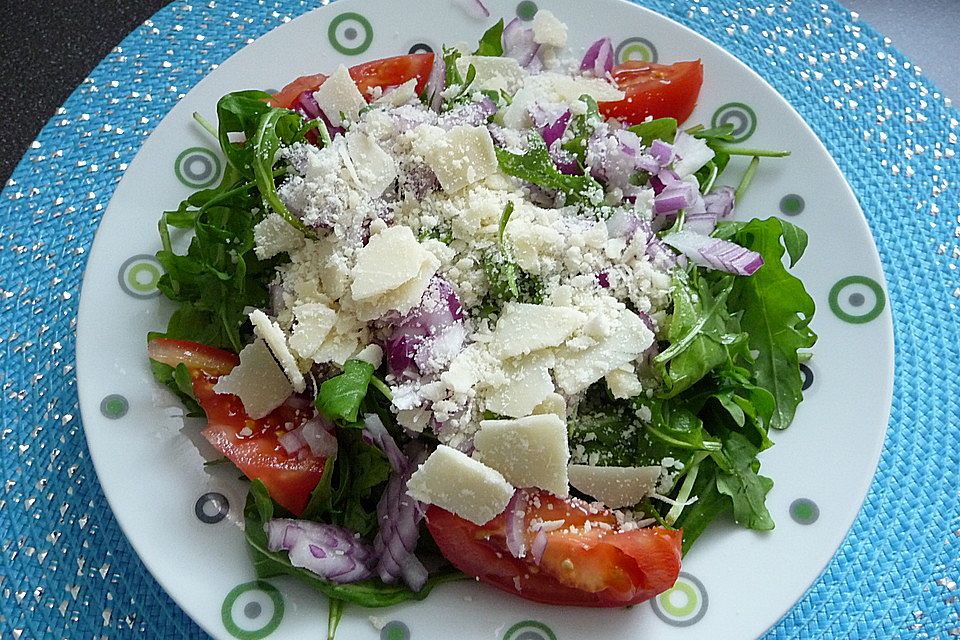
2 1 958 637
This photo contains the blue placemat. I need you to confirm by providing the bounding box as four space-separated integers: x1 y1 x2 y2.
1 1 958 638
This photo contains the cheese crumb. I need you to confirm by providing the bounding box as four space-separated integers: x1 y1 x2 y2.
411 125 499 193
532 10 568 48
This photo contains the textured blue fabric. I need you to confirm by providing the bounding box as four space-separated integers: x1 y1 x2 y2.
1 1 957 638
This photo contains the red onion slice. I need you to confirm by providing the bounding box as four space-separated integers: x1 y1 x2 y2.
662 230 763 275
453 0 490 18
265 519 375 583
502 18 540 68
374 447 430 591
580 37 614 77
503 490 529 559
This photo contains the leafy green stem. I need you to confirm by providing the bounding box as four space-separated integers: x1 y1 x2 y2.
327 599 345 640
192 111 218 139
735 156 761 203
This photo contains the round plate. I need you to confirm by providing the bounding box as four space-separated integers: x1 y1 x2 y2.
76 0 894 638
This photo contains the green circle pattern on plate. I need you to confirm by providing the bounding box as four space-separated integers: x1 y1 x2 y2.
710 102 758 143
790 498 821 525
615 37 659 63
779 193 805 216
118 254 163 298
221 581 284 640
174 146 222 189
99 394 129 419
502 620 557 640
516 1 538 21
828 275 886 324
381 620 410 640
650 572 708 627
328 12 374 55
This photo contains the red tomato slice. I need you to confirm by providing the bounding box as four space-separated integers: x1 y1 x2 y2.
269 53 435 109
599 60 704 126
348 52 434 100
425 490 682 607
268 72 328 109
147 338 326 516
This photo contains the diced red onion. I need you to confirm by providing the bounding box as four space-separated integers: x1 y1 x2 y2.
646 235 679 267
265 519 375 583
362 414 406 473
503 18 540 68
704 185 736 218
604 209 643 239
374 446 430 590
530 529 548 565
596 271 611 288
426 53 446 113
654 181 697 215
671 131 716 177
504 490 528 559
580 37 614 77
662 230 764 275
278 428 307 455
648 139 674 166
385 278 466 377
453 0 490 18
531 107 571 148
301 416 338 458
292 90 321 119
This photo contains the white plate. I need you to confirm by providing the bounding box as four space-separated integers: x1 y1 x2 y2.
76 0 894 638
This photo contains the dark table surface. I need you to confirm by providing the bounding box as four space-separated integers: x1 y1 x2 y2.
1 1 956 186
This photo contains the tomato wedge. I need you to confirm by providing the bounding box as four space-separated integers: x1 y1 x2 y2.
148 338 326 515
268 52 434 109
599 60 704 126
425 489 682 607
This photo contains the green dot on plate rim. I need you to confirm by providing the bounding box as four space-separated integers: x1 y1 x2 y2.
516 0 538 21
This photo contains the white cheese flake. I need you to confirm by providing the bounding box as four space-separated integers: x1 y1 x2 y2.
250 309 305 392
350 225 440 319
488 302 586 359
288 302 337 360
345 132 398 198
485 352 555 418
411 125 499 193
553 307 654 394
567 464 662 508
312 64 366 127
457 55 528 94
213 338 292 419
407 445 515 525
474 414 570 496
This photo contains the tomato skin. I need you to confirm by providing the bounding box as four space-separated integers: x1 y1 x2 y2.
425 490 682 607
348 52 434 100
268 72 328 109
268 53 434 109
599 60 704 125
147 337 239 375
147 338 326 516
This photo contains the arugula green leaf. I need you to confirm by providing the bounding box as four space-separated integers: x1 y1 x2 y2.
315 359 376 425
473 19 505 56
628 117 678 146
495 132 602 205
722 218 817 429
672 457 730 554
712 432 775 530
148 360 203 417
654 269 747 397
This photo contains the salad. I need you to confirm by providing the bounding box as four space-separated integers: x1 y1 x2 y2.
147 10 815 637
